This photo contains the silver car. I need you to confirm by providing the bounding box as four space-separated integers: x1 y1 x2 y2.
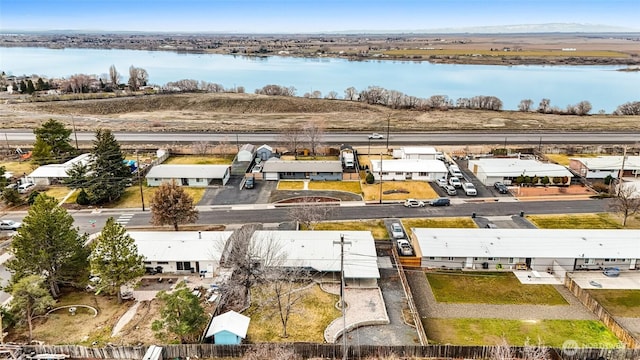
444 185 457 196
0 220 22 231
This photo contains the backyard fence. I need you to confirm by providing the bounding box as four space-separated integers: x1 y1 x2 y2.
20 344 640 360
565 276 640 349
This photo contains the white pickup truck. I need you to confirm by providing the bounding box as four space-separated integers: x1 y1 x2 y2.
463 182 477 196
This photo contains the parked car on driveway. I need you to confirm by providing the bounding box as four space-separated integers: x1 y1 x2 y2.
449 177 462 188
17 182 35 194
396 239 413 256
0 220 21 231
391 222 404 239
494 182 509 194
436 178 448 188
444 185 457 196
463 182 477 196
429 198 451 206
368 133 384 139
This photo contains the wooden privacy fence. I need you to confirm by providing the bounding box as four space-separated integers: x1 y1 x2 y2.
565 276 640 349
21 344 640 360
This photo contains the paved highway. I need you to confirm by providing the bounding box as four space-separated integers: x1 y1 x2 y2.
3 130 640 145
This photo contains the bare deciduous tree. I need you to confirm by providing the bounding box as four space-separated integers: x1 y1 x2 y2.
610 183 640 227
108 65 120 88
128 65 148 91
344 86 358 101
304 119 325 158
288 199 335 229
242 343 300 360
491 337 550 360
538 98 551 113
324 90 339 100
192 141 210 155
279 124 304 159
266 266 310 337
615 101 640 115
519 99 533 112
574 100 593 116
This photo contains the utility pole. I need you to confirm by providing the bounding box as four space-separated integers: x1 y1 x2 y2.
333 234 351 360
378 152 383 204
137 151 145 211
617 146 628 196
71 115 79 151
386 115 390 152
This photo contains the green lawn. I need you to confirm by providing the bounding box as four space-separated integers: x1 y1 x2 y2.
587 290 640 317
527 213 622 229
425 318 621 347
305 219 389 239
426 272 567 305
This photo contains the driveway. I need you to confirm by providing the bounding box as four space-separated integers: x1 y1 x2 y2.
200 176 277 205
474 215 537 229
335 268 420 345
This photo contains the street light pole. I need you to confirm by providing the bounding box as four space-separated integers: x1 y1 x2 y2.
137 151 145 211
386 116 390 152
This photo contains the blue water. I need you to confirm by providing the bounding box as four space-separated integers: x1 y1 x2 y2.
1 47 638 112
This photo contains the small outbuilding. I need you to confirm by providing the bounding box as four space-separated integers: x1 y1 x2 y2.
393 146 442 160
27 153 93 186
237 144 256 162
146 164 231 186
203 310 250 344
256 144 274 161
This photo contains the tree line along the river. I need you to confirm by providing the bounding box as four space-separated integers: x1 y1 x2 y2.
3 65 640 115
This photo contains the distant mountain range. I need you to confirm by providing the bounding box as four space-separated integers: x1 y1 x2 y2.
3 23 639 35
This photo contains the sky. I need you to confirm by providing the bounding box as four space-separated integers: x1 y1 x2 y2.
0 0 638 33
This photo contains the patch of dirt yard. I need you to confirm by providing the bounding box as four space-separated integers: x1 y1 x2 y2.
6 290 131 345
112 299 162 345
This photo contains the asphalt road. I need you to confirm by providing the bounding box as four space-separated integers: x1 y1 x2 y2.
4 130 640 145
50 198 610 234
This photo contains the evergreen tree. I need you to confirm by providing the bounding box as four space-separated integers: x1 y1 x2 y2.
19 80 26 93
32 118 76 165
87 129 132 204
89 217 145 303
150 180 199 231
10 275 55 342
36 78 45 91
64 161 90 189
0 166 8 188
26 79 35 94
7 194 89 298
152 281 207 343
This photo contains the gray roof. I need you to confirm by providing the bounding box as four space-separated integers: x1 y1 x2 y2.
205 310 250 339
262 158 342 173
146 164 230 179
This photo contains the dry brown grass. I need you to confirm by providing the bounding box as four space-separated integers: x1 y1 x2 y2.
3 93 639 134
361 180 438 202
308 181 362 194
277 181 304 190
164 155 234 165
384 49 628 58
0 160 38 175
305 219 389 239
545 153 598 166
403 217 478 238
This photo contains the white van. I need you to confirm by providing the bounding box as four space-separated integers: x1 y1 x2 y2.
449 165 463 178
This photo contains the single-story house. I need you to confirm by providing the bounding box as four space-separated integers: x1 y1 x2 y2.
261 158 342 181
27 153 93 186
392 146 442 160
370 159 448 182
237 144 256 162
569 156 640 180
616 179 640 198
413 228 638 273
130 231 233 276
203 310 250 344
146 164 231 186
468 158 573 186
249 230 380 287
256 144 274 161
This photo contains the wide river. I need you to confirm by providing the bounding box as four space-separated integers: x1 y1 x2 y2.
1 47 638 112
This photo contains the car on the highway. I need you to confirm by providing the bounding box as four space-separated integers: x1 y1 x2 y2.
444 185 457 196
404 199 425 207
429 198 451 207
0 220 21 231
368 133 384 139
391 222 404 239
494 182 509 194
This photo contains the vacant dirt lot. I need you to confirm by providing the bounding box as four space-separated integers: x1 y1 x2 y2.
2 93 639 134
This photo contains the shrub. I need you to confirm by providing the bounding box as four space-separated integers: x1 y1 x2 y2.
76 189 90 205
2 189 23 206
27 190 40 205
365 172 375 184
541 176 550 185
591 182 610 193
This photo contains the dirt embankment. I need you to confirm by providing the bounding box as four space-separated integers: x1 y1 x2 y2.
1 93 639 133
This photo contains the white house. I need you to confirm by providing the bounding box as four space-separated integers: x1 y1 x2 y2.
130 231 233 276
146 164 231 186
370 159 448 182
413 228 639 273
261 158 342 181
569 156 640 180
249 230 380 286
27 153 93 186
393 146 441 160
468 158 573 186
